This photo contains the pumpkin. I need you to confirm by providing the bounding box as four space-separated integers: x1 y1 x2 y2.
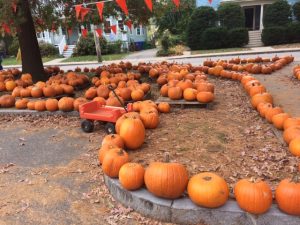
11 87 22 97
176 79 193 91
97 85 110 99
168 87 182 100
131 89 144 101
119 116 145 149
119 88 132 101
5 81 16 91
195 83 214 93
119 163 145 191
115 112 141 134
62 85 74 94
140 83 151 93
0 82 6 91
85 87 97 100
45 99 59 112
275 178 300 216
251 93 273 109
31 86 43 98
283 126 300 144
102 134 124 148
158 102 171 113
20 88 31 98
188 172 229 208
183 88 197 101
35 100 46 111
58 97 74 112
27 101 36 110
73 97 88 111
102 148 129 178
249 85 266 97
234 179 272 215
283 117 300 130
257 102 272 118
265 107 284 123
288 137 300 156
35 81 46 89
106 96 124 107
272 113 291 130
43 86 56 97
0 95 15 108
197 92 214 103
144 159 189 199
53 85 64 95
98 144 119 164
15 98 29 109
140 109 159 129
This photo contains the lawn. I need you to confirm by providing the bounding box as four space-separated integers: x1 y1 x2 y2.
62 53 129 63
191 47 250 55
2 56 58 66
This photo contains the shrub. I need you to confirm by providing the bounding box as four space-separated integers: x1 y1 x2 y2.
107 40 122 54
8 37 19 56
73 33 108 56
161 30 172 51
262 26 287 45
156 49 176 57
218 2 245 29
39 41 59 57
286 22 300 43
201 27 228 49
293 2 300 22
263 0 292 27
169 45 185 56
228 28 249 47
186 6 217 50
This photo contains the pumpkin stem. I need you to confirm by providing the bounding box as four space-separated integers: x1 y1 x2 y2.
203 176 212 181
164 152 170 163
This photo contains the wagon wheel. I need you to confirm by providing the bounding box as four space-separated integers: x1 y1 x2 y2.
105 123 116 134
81 120 94 133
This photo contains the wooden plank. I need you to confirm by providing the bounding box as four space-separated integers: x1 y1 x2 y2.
155 96 213 109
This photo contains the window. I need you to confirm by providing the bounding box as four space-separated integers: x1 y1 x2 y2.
136 25 143 35
118 20 124 31
104 20 111 34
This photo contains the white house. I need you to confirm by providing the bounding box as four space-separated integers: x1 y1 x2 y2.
37 16 148 57
196 0 297 47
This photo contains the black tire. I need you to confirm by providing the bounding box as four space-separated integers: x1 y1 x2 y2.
81 120 94 133
105 123 116 134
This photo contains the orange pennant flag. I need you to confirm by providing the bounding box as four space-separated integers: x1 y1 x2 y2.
144 0 153 12
111 25 117 34
125 20 132 31
96 2 105 21
116 0 128 15
75 5 82 20
208 0 212 4
95 28 103 37
80 8 91 21
2 23 11 34
172 0 180 8
82 29 88 38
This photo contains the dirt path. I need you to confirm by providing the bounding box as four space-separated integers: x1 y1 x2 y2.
254 62 300 116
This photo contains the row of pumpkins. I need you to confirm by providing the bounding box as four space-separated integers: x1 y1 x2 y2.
98 103 300 216
203 55 294 75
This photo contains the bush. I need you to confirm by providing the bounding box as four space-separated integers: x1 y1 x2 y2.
73 33 108 56
263 0 292 27
39 42 59 57
8 37 19 56
107 40 122 54
228 28 249 47
262 26 287 45
286 22 300 43
201 27 228 49
161 30 172 51
293 2 300 22
186 6 217 50
217 3 245 29
156 49 176 57
169 45 185 56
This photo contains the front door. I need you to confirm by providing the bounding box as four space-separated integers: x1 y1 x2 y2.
244 7 254 30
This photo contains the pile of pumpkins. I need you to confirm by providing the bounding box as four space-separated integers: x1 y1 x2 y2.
0 72 33 92
203 55 294 75
146 63 215 103
293 65 300 80
85 71 151 105
99 102 300 216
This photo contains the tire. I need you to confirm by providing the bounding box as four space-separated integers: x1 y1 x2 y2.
105 123 116 134
81 120 94 133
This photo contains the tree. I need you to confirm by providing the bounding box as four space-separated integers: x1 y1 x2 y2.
293 1 300 22
0 0 155 82
263 0 292 27
217 2 245 29
186 6 217 50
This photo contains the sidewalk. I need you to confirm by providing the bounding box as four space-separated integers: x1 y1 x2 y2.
3 46 300 69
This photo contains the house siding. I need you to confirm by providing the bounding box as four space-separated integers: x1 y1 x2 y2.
196 0 296 8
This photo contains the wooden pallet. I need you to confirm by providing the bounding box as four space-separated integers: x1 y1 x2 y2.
155 97 213 109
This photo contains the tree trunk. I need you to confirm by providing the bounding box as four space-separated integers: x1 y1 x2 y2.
17 0 46 82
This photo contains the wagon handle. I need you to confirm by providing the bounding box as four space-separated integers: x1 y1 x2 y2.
108 85 128 113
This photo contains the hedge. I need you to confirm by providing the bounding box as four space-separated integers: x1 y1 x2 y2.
263 0 292 27
262 26 287 45
201 27 229 50
217 2 245 29
228 28 249 47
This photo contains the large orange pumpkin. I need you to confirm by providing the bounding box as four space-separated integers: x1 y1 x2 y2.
140 109 159 129
98 144 119 164
5 81 16 91
85 87 97 99
275 179 300 216
115 112 141 134
73 97 88 111
20 88 31 98
131 89 144 101
272 113 290 130
197 92 214 103
27 101 36 110
265 107 283 123
158 102 170 113
15 98 29 109
31 86 43 98
102 148 129 178
35 100 46 111
188 172 229 208
119 116 145 149
183 88 197 101
251 93 273 109
168 87 182 100
58 97 74 112
234 179 272 215
257 102 272 118
43 86 56 97
119 163 145 191
144 161 189 199
283 126 300 144
45 99 59 112
283 117 300 130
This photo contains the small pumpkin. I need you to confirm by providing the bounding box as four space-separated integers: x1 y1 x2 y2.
102 134 124 148
35 100 46 111
283 125 300 144
183 88 197 101
58 97 74 112
288 137 300 156
102 148 129 178
115 112 141 134
73 97 88 111
265 107 283 123
275 178 300 216
31 86 43 98
251 93 273 109
119 163 145 191
131 89 144 101
98 144 119 164
168 87 182 100
45 99 59 112
43 86 56 97
85 87 97 100
5 80 16 91
188 172 229 208
283 117 300 130
234 179 272 215
197 92 214 103
158 102 170 113
272 113 290 130
15 98 29 109
27 101 36 110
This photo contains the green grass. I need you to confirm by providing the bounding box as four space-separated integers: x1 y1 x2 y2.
62 53 129 63
191 47 250 55
2 56 58 66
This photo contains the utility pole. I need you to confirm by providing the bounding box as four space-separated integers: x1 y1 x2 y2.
93 28 102 63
